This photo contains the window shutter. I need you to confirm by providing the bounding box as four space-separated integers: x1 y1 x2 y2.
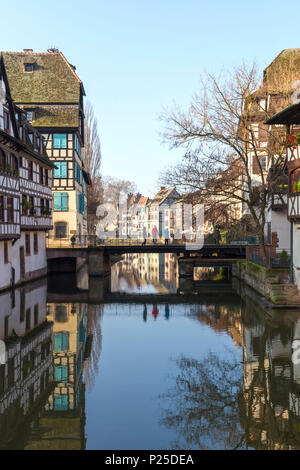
54 394 68 411
61 193 68 211
54 333 68 351
61 134 67 148
62 333 68 350
53 193 61 211
54 333 62 351
61 162 67 178
53 134 60 148
54 365 68 382
53 134 67 149
79 194 85 213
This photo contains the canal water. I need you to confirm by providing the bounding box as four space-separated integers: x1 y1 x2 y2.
0 253 300 450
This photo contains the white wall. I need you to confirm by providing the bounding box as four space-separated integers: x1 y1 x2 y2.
293 223 300 289
271 211 291 253
0 231 47 290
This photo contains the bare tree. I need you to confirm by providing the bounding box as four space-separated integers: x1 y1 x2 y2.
102 176 137 207
97 176 137 237
160 61 296 253
84 100 103 232
84 100 102 177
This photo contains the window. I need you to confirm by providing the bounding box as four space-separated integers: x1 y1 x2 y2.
54 193 68 211
7 358 14 388
54 365 68 383
28 161 33 180
7 197 14 223
54 394 68 411
45 169 49 186
291 168 300 193
0 196 4 222
53 162 67 179
24 63 34 73
4 242 8 264
54 332 69 351
77 193 85 213
34 304 38 326
0 365 5 396
22 195 28 216
20 290 25 322
75 162 82 183
53 134 67 149
25 234 31 255
55 222 67 239
34 233 38 254
39 166 43 184
26 111 33 121
0 149 6 170
74 135 82 158
3 111 9 132
29 196 35 216
260 156 268 172
11 155 18 172
25 308 31 331
55 305 68 322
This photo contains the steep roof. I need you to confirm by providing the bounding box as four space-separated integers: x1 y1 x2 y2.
151 187 178 205
1 51 84 104
137 196 149 206
262 48 300 94
265 102 300 125
31 105 79 128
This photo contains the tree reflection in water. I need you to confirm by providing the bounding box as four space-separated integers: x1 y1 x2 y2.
160 351 243 450
160 311 300 450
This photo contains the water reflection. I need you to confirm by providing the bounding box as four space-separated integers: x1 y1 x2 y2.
111 253 178 294
0 255 300 449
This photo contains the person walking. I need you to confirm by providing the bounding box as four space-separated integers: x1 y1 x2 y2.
165 304 170 320
70 235 76 248
164 228 170 245
152 226 158 244
142 226 147 246
143 304 147 322
152 304 159 319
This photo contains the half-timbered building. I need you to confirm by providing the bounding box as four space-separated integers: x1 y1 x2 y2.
0 56 54 290
243 49 300 253
266 102 300 289
2 49 91 246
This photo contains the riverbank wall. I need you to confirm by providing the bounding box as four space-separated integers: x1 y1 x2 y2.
233 261 300 306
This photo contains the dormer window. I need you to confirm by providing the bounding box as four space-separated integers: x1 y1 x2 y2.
26 110 34 121
3 110 9 132
24 63 34 73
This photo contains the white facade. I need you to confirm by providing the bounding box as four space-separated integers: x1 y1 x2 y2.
0 64 53 291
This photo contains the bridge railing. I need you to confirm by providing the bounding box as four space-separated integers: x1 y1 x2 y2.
46 234 260 249
246 245 291 269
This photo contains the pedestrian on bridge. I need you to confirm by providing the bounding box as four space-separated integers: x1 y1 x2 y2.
152 304 159 319
152 226 158 244
142 226 147 246
164 228 170 245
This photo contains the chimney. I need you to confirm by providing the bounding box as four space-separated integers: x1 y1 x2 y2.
160 186 166 190
23 49 33 53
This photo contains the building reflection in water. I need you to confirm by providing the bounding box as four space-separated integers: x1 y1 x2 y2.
0 279 53 449
1 257 300 449
0 271 98 450
161 294 300 450
111 253 178 294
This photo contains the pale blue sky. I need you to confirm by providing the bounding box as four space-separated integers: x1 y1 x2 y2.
1 0 299 195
